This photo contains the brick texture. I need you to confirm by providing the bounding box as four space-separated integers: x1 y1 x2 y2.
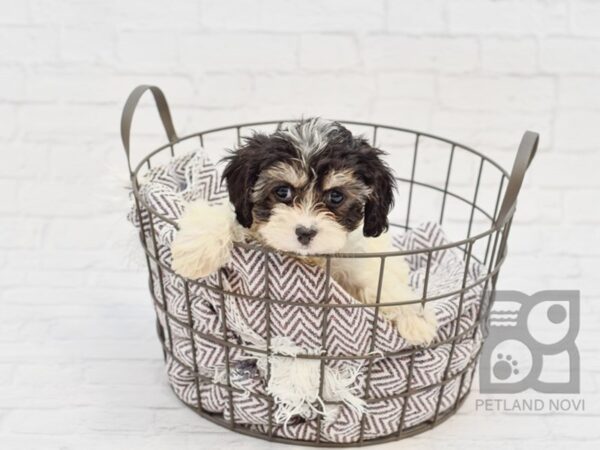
0 1 598 449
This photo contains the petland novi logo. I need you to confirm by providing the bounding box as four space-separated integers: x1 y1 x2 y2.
479 290 580 394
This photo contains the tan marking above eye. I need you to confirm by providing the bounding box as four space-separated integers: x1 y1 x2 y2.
252 162 308 202
263 162 308 188
322 169 372 200
322 169 356 191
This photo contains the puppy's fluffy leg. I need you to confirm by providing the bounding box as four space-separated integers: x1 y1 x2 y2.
381 291 438 346
171 200 246 279
377 253 438 346
334 231 438 346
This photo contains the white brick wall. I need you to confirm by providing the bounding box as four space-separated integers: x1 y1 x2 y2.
1 1 598 448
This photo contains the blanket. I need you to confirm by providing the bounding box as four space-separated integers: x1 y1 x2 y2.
128 149 488 443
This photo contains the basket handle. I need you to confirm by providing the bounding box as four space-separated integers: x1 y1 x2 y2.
120 85 178 174
496 131 539 225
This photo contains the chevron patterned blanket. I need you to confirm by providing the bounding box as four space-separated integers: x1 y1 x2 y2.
129 150 486 443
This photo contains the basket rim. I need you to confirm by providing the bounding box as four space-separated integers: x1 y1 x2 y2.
130 119 512 258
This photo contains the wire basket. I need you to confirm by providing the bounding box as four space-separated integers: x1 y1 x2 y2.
121 85 538 446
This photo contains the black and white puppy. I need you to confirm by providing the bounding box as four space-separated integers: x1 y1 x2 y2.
172 119 437 345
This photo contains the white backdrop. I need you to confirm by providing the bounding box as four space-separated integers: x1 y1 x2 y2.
1 1 599 449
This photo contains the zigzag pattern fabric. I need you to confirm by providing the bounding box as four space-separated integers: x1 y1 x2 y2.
128 150 488 443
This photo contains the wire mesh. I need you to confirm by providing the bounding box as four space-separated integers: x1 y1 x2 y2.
123 87 535 447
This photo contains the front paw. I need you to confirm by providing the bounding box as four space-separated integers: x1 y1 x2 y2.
171 239 228 279
395 306 438 346
170 200 240 279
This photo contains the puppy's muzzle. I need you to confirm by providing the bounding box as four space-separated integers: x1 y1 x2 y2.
295 226 317 246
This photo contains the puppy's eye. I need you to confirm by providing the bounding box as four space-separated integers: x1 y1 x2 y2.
325 189 344 206
274 185 293 202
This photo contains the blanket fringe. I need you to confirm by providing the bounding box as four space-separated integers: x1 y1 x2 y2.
221 304 366 427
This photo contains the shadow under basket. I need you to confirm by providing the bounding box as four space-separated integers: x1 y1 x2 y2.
121 85 538 446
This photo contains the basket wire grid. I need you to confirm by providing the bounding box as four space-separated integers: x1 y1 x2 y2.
121 85 538 446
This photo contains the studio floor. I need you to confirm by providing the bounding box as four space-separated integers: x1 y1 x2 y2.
0 274 597 450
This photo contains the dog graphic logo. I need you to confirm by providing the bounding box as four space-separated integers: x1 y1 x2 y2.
479 290 580 394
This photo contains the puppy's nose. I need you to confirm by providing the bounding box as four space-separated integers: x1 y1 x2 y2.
295 226 317 245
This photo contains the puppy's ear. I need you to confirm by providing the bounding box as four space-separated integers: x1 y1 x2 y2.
356 141 396 237
221 134 270 228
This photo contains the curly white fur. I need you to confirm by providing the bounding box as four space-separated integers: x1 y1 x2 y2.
171 200 246 279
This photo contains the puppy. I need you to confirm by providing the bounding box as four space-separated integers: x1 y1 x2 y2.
172 119 437 345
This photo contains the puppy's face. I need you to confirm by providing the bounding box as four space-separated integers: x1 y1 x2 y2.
222 119 395 254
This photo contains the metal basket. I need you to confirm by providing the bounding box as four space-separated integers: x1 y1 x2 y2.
121 85 538 446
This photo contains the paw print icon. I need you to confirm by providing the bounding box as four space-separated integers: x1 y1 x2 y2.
493 353 520 380
479 290 580 394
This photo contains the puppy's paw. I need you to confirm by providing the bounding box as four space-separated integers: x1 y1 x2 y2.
171 200 244 279
394 305 438 346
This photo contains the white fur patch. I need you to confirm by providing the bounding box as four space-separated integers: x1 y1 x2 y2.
256 203 348 254
279 118 341 163
171 200 246 279
332 231 439 345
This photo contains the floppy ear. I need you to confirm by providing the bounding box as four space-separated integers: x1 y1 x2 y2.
356 141 396 237
221 135 270 228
